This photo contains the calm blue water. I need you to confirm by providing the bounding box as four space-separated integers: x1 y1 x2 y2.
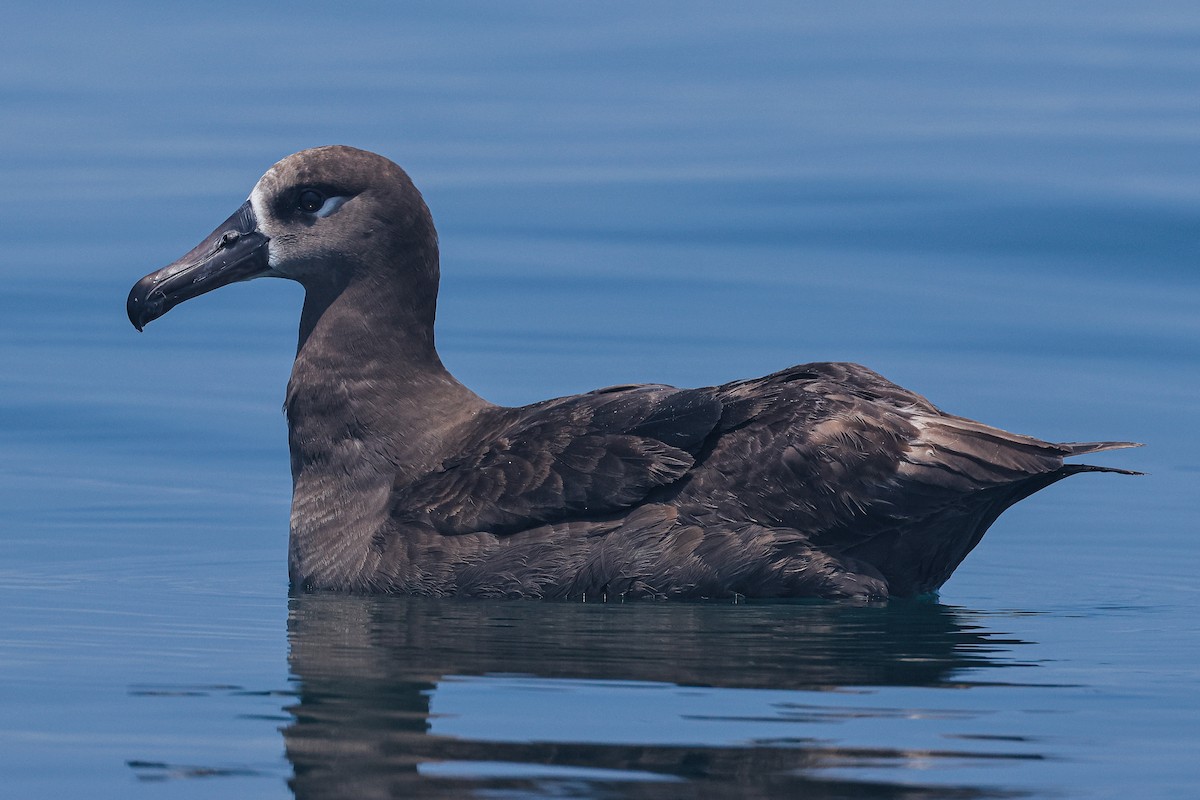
2 2 1197 797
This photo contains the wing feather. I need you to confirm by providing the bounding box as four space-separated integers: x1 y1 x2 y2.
389 386 722 536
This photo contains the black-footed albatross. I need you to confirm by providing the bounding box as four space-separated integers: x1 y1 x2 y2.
127 145 1138 601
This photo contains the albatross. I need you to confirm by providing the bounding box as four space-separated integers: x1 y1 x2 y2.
127 145 1138 601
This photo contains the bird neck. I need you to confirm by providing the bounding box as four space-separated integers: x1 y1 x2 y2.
284 257 490 588
289 250 488 446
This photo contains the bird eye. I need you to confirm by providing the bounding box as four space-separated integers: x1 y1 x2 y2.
297 189 325 214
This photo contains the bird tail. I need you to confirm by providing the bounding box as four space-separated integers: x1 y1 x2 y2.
1057 441 1143 476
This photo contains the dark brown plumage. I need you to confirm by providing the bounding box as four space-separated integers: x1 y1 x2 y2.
127 146 1138 601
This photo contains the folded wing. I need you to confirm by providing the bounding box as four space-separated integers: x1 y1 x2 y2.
389 385 723 536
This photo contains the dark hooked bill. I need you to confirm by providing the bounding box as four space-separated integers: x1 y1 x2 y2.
127 200 270 331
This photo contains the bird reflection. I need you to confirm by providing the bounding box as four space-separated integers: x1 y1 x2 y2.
284 594 1038 799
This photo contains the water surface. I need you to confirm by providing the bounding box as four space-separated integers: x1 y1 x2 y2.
1 2 1197 798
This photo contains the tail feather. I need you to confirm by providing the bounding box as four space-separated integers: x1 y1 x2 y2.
1058 440 1143 457
1059 462 1144 477
1058 441 1144 476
